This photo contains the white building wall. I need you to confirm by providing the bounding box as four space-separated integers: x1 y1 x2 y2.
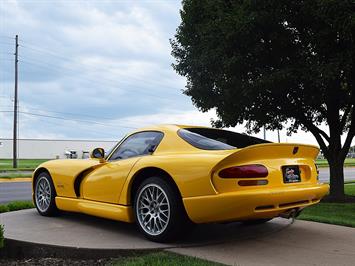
0 139 116 159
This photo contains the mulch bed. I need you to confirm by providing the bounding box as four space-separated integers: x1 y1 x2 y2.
0 258 113 266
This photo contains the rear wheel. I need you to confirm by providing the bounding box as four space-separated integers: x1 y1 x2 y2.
133 176 188 242
34 172 59 216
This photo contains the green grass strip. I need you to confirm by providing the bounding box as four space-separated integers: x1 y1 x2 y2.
0 201 34 213
0 159 49 170
0 173 32 179
110 251 221 266
298 184 355 227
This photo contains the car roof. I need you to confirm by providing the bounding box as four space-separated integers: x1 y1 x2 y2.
133 124 210 134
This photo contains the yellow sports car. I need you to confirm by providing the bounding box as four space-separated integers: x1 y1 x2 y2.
32 124 329 242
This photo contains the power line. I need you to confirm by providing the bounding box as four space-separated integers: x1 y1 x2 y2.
19 115 122 139
7 41 184 100
19 106 115 120
2 111 121 139
0 110 137 130
18 54 170 92
0 52 14 55
18 54 181 97
18 59 177 100
19 40 183 93
0 42 14 45
0 35 14 40
0 103 116 121
19 43 75 62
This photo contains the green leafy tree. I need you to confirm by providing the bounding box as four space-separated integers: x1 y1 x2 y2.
171 0 355 201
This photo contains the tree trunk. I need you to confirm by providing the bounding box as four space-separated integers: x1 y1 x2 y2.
327 156 345 201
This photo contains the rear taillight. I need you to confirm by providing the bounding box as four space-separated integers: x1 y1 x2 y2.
219 164 268 178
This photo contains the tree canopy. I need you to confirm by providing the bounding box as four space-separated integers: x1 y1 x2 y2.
171 0 355 200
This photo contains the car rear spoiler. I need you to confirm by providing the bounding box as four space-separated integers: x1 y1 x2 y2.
212 143 320 172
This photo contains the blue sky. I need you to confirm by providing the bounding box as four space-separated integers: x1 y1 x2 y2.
0 0 345 146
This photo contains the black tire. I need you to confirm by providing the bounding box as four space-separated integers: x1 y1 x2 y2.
133 176 189 242
34 172 59 216
242 218 272 225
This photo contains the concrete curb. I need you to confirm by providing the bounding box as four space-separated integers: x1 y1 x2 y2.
0 238 158 259
0 178 31 183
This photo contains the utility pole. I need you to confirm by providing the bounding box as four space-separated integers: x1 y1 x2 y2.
13 35 19 168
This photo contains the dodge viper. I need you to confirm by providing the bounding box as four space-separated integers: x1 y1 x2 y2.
32 124 329 242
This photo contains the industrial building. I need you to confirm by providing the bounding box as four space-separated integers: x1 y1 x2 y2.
0 138 116 159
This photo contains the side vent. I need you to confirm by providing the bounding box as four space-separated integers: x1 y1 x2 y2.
74 168 95 197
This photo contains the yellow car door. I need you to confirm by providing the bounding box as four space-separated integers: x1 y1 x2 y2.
81 131 164 204
81 158 139 203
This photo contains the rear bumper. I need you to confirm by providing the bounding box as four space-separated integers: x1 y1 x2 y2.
183 183 329 223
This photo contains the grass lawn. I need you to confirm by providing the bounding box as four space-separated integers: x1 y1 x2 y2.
0 159 49 171
298 183 355 227
316 158 355 168
0 252 221 265
0 173 32 179
110 252 220 266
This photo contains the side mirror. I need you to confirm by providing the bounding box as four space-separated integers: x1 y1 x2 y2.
90 148 105 162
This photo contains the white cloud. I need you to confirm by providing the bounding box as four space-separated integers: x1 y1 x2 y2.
61 5 169 59
114 109 217 128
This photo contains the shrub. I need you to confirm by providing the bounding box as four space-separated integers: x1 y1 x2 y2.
7 201 34 212
0 225 4 249
0 201 34 214
0 205 9 213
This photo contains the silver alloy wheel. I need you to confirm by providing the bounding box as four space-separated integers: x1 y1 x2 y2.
35 176 51 212
136 183 170 236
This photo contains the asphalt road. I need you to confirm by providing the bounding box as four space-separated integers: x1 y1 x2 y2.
318 167 355 183
0 182 32 204
0 167 354 204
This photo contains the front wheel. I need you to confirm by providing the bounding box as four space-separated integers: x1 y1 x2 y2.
133 177 188 242
34 172 59 216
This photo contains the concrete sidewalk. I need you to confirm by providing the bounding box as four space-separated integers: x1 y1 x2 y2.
171 220 355 266
1 209 355 265
0 209 291 250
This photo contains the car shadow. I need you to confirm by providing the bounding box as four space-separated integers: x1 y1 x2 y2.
54 211 292 247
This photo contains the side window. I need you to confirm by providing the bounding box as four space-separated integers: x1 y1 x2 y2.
109 131 163 161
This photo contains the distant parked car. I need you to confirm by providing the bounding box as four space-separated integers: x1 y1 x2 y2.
32 125 329 242
64 150 77 159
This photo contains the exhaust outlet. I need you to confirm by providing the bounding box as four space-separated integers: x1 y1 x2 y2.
279 208 298 219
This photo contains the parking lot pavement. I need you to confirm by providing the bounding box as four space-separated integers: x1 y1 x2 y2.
171 220 355 266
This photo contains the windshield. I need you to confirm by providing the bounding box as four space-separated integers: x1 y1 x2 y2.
178 128 270 150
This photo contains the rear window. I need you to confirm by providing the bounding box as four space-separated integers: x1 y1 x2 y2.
178 128 270 150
